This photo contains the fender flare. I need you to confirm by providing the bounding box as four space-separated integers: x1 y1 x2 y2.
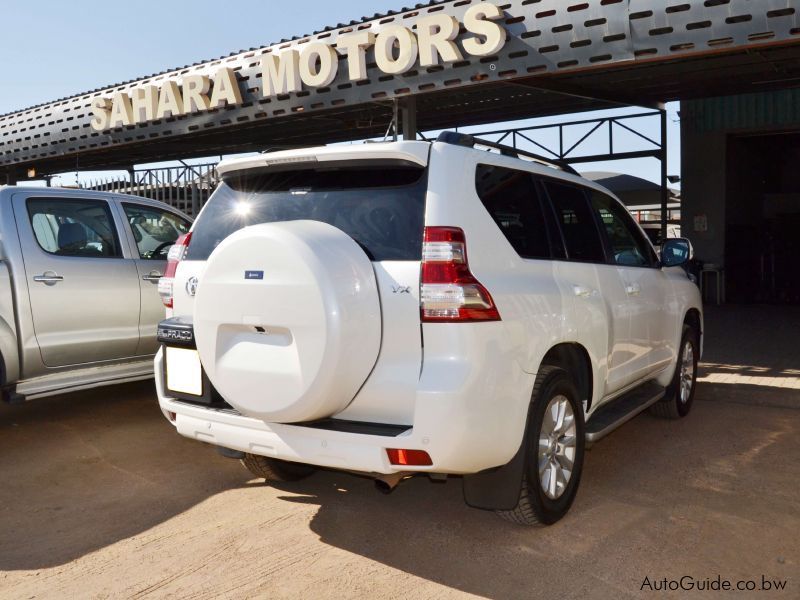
0 316 19 386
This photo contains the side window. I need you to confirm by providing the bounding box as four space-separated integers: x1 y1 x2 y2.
122 203 191 260
543 181 606 263
590 191 657 268
475 164 551 259
27 198 122 258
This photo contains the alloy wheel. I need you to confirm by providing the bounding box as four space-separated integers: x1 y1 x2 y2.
537 394 577 500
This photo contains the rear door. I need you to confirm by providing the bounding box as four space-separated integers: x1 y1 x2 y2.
176 161 428 424
540 179 634 399
117 201 191 355
13 194 140 366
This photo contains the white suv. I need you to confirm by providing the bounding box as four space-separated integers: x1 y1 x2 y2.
155 133 702 525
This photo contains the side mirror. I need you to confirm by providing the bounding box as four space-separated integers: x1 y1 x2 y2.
661 237 693 268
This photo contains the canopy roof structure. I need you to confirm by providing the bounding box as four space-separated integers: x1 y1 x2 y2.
1 0 799 179
584 171 680 208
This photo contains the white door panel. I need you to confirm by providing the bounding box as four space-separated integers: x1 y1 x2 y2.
617 267 671 380
555 261 631 401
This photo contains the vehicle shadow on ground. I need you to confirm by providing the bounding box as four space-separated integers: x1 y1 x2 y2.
0 381 246 571
270 383 800 598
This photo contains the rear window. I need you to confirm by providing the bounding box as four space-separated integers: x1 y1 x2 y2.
475 164 551 260
187 165 427 261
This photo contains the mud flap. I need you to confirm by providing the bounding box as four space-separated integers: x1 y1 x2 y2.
462 432 527 511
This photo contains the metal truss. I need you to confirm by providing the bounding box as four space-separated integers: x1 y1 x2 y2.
459 109 671 237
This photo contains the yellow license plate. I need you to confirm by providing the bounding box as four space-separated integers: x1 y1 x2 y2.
165 347 203 396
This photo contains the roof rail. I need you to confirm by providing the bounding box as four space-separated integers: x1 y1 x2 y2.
435 131 580 176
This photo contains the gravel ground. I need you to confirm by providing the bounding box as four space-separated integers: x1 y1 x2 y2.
1 306 798 598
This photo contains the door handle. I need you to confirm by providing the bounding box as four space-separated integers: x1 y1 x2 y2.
142 271 163 282
33 272 64 285
625 284 641 296
573 285 594 298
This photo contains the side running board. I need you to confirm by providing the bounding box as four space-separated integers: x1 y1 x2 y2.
585 381 665 446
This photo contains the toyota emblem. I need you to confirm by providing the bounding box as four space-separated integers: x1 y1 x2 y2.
185 276 199 297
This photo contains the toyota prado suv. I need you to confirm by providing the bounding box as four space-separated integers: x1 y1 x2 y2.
155 133 702 526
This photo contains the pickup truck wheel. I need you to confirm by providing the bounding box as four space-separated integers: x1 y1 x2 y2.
241 453 315 482
496 366 585 526
649 325 698 420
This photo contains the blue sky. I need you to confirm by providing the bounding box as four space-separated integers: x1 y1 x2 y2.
0 0 680 186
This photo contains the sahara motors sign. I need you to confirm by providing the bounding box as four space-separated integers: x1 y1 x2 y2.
90 2 506 132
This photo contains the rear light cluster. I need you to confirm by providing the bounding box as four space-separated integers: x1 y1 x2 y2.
420 227 500 322
158 232 192 309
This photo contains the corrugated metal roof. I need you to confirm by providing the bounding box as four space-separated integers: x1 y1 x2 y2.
683 89 800 133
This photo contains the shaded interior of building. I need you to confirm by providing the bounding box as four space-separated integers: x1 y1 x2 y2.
681 90 800 306
726 132 800 304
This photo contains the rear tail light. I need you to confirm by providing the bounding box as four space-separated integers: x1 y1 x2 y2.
386 448 433 466
420 227 500 322
159 232 192 309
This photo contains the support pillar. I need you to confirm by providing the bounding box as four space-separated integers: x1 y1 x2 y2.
401 97 417 141
659 108 669 242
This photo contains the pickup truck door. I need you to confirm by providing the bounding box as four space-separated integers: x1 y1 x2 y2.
12 193 140 367
115 201 192 355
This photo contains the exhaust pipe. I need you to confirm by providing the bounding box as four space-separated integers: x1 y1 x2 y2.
374 472 405 494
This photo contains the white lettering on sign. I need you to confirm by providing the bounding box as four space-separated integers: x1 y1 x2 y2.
417 14 463 67
130 86 158 122
336 31 375 81
261 50 301 96
90 1 507 131
299 43 338 87
209 67 242 108
463 2 506 56
374 26 419 75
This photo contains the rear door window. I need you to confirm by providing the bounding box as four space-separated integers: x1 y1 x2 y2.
475 164 551 259
188 165 427 261
543 181 606 263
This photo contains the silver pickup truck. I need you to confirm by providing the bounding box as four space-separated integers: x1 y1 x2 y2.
0 186 191 402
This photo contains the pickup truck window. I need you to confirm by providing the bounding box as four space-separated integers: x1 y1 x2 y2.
475 164 551 260
27 198 122 258
122 203 191 260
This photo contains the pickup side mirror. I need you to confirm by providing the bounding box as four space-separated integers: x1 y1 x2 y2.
661 237 693 268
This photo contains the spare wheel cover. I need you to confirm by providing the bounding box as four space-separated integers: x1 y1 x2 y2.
193 220 381 422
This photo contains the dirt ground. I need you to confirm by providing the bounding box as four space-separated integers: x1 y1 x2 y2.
1 307 798 599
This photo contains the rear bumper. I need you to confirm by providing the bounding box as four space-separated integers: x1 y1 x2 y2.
155 322 535 475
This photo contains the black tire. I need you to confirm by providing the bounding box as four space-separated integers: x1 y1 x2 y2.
241 453 316 482
649 325 699 420
497 366 586 526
